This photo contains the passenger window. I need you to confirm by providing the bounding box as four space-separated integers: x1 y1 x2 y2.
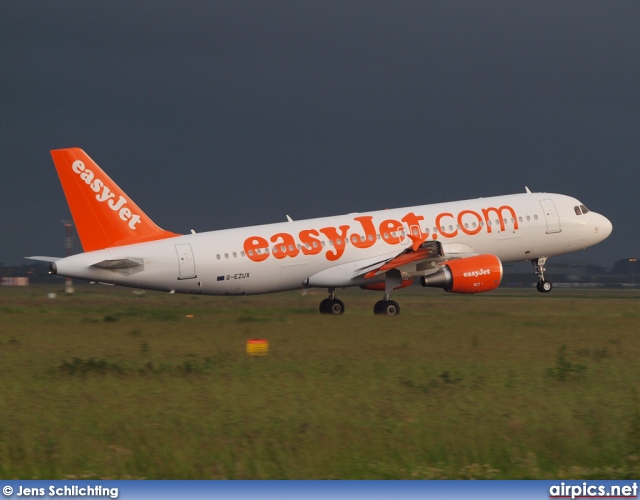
526 216 531 221
233 252 237 258
518 217 523 222
216 254 221 260
241 251 245 257
224 253 229 259
534 215 539 220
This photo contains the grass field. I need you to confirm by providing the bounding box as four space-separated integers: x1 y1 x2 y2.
0 284 639 479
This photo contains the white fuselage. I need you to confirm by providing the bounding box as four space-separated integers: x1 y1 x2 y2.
53 192 612 295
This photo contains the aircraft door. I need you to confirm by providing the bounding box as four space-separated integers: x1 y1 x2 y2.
539 199 562 233
175 244 197 279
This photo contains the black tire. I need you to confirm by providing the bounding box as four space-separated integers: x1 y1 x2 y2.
541 280 552 293
384 300 400 316
373 300 385 315
374 300 400 316
319 298 331 314
329 298 345 315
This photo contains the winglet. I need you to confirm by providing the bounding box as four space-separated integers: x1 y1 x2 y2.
51 148 180 252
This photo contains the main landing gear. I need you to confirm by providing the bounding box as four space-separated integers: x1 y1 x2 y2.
319 288 345 315
373 295 400 316
373 269 402 316
318 271 403 316
532 257 553 293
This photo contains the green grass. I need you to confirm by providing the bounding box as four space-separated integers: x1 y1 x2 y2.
0 285 639 479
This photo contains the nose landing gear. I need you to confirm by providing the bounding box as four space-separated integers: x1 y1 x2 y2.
532 257 553 293
319 288 345 314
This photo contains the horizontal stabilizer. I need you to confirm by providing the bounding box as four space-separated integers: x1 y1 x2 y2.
24 256 62 263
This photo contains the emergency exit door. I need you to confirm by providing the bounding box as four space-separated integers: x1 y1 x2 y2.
175 244 197 279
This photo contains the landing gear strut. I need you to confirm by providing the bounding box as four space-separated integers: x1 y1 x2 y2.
532 257 553 293
319 288 345 315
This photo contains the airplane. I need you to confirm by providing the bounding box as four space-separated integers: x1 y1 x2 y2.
27 148 613 316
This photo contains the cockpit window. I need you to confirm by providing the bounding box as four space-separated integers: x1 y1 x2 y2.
580 205 590 214
574 206 582 215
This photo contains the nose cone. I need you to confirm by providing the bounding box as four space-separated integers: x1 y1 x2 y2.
596 214 613 241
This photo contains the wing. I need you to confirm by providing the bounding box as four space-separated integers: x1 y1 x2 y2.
356 240 444 279
356 240 480 281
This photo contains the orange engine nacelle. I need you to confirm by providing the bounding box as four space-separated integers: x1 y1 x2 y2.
419 254 503 294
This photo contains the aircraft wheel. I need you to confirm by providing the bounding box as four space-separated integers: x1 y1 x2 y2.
320 298 344 314
383 300 400 316
537 281 553 293
319 298 331 314
328 298 345 315
374 300 400 316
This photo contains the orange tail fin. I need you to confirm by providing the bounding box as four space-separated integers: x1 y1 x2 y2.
51 148 180 252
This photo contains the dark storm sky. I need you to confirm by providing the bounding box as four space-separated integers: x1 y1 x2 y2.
1 1 638 266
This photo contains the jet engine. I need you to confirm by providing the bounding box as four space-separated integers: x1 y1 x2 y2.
419 254 503 293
